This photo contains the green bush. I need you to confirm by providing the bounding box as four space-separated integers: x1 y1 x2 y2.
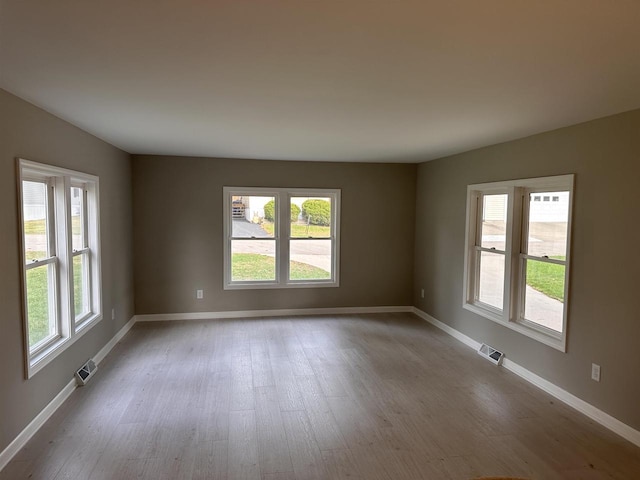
302 199 331 226
263 200 301 222
290 203 301 222
263 200 275 221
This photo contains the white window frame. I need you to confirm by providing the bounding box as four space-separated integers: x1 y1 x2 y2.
18 158 102 378
463 174 574 351
223 187 340 289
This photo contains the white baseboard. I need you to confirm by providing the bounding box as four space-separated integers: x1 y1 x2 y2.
412 307 640 448
135 305 413 322
94 315 137 365
0 315 136 472
0 378 76 472
501 358 640 448
412 308 482 350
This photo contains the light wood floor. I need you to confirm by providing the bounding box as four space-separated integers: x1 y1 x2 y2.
3 313 640 479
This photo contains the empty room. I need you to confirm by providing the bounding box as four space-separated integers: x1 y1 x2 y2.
1 1 640 479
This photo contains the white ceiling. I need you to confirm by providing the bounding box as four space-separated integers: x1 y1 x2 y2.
1 1 639 163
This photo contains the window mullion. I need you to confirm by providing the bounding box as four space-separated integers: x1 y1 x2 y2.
506 187 521 322
501 189 512 318
513 187 528 323
45 178 62 341
55 175 73 339
279 192 289 285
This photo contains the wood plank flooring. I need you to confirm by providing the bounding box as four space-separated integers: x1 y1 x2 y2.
2 313 640 479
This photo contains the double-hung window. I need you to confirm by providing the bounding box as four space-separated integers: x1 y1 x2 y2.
463 175 573 351
223 187 340 289
18 159 102 377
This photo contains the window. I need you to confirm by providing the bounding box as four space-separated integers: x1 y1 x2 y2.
223 187 340 289
463 175 573 351
19 159 102 377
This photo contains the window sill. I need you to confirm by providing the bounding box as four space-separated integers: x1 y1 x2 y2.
463 302 566 352
28 312 103 378
224 280 339 290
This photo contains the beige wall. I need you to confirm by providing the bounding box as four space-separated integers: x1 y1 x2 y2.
132 155 416 314
3 84 639 456
414 109 640 431
0 89 135 453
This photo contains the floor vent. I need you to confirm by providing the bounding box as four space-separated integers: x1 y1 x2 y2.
478 343 504 365
75 359 97 385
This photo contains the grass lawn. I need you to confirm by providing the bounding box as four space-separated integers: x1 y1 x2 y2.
526 257 565 302
261 221 330 238
25 252 85 347
26 264 52 346
24 217 82 235
23 216 86 346
24 218 46 234
232 253 330 281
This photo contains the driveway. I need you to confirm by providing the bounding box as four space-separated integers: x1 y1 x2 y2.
232 220 272 238
232 220 332 272
478 253 563 332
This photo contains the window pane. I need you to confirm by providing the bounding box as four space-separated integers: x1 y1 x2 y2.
73 253 90 320
289 239 332 280
231 196 275 238
22 180 50 262
480 194 507 250
26 263 57 348
523 259 565 333
231 240 276 281
477 251 505 309
292 197 332 238
71 187 84 250
527 191 569 257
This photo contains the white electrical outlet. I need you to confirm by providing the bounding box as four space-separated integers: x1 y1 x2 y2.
591 363 601 382
111 308 115 320
196 289 204 299
421 288 425 298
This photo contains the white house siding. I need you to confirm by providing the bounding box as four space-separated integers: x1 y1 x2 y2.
483 194 507 221
22 180 46 221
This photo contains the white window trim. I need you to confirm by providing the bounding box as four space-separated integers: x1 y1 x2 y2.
70 182 94 327
462 174 574 352
18 158 102 378
223 186 340 289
